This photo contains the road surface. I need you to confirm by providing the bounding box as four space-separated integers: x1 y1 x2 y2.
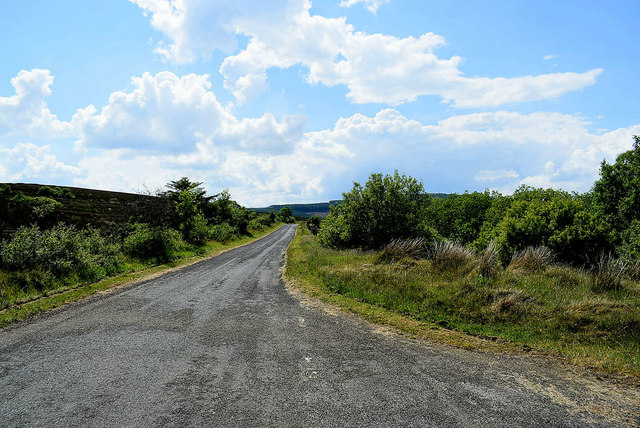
0 224 637 427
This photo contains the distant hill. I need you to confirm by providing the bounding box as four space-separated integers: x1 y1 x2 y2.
250 193 451 218
250 200 342 218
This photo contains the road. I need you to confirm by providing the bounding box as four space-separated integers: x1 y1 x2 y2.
0 224 637 427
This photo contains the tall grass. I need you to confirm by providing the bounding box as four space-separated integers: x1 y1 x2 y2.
508 246 553 274
286 225 640 377
592 252 626 292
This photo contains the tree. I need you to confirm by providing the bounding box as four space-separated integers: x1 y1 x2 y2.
318 171 427 249
277 206 294 223
592 135 640 234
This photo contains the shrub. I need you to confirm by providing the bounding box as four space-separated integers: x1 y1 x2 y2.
592 252 626 292
123 224 183 262
375 238 428 264
183 213 209 245
37 186 75 199
619 219 640 263
430 241 476 274
317 210 350 248
209 223 237 243
508 246 553 274
0 224 123 281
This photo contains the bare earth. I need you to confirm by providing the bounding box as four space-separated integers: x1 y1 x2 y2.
1 224 638 427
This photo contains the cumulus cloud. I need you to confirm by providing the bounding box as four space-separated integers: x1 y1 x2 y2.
132 0 601 107
0 69 71 137
72 71 305 155
0 143 80 181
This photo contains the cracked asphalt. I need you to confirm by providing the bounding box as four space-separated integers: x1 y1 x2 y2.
1 224 638 427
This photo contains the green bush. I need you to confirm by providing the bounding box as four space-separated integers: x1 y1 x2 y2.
37 186 75 199
209 223 237 243
183 213 209 245
320 171 427 249
619 219 640 262
123 224 183 262
0 224 123 281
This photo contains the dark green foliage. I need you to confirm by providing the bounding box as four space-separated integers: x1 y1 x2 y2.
592 136 640 234
319 171 427 249
425 190 496 244
122 224 184 262
37 186 75 199
619 220 640 262
0 224 122 280
277 206 295 223
306 215 322 235
479 186 613 266
209 222 237 243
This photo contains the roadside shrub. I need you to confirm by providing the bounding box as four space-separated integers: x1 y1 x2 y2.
0 224 123 281
209 223 237 243
123 224 183 262
592 252 626 292
508 246 553 274
375 238 427 264
619 219 640 263
430 241 476 274
318 210 350 248
183 213 209 245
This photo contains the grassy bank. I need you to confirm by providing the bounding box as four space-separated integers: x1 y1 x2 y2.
0 223 284 328
285 225 640 379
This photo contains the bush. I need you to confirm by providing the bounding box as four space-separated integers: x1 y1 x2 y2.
619 219 640 262
430 241 476 274
0 224 123 281
123 224 183 262
209 223 237 243
183 213 209 245
318 210 350 248
321 172 427 249
508 246 553 274
37 186 75 199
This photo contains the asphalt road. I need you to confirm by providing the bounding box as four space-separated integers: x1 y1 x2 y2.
1 224 638 427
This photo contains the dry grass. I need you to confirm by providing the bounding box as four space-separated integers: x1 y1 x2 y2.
430 241 476 274
375 237 428 264
592 252 626 292
508 246 553 274
476 242 500 279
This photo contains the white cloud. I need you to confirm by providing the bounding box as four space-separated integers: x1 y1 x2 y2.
0 69 71 137
132 0 602 108
543 54 558 61
0 143 80 181
475 170 519 182
339 0 388 14
1 71 637 205
72 71 305 155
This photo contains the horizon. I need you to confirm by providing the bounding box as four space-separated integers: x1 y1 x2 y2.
1 1 639 206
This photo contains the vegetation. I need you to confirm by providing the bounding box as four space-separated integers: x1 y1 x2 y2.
0 178 282 316
290 136 640 378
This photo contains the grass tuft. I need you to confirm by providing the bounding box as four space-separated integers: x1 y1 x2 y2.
430 241 476 274
508 246 553 274
592 252 626 292
375 237 428 264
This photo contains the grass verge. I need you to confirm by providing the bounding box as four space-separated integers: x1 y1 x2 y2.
285 225 640 381
0 223 285 328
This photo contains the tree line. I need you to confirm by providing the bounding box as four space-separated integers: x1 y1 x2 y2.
318 136 640 268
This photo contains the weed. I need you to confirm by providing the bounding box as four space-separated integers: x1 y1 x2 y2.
375 237 428 264
430 241 476 274
592 252 626 292
508 246 553 274
476 242 500 279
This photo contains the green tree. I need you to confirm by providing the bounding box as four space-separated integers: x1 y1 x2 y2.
277 206 294 223
319 171 427 249
592 136 640 252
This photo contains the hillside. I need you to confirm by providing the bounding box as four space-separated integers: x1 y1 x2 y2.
0 183 160 231
250 200 343 218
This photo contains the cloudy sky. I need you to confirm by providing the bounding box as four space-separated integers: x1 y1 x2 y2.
1 1 639 205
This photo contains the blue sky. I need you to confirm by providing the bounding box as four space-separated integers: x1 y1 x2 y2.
1 0 639 205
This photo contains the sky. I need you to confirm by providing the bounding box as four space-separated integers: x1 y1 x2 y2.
1 0 639 206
